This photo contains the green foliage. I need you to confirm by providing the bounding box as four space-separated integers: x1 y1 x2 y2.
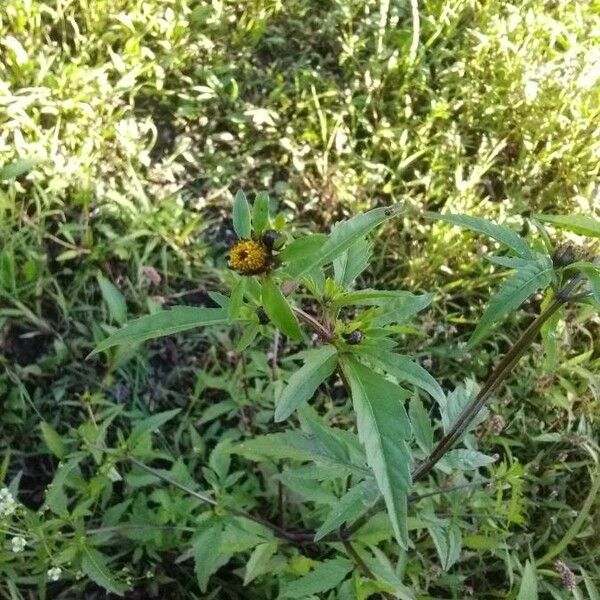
285 205 404 279
1 0 599 596
233 190 252 239
517 561 539 600
341 356 412 548
90 307 229 355
261 278 303 340
274 345 338 422
471 254 555 345
535 214 600 238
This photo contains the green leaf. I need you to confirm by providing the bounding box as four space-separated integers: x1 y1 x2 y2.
287 205 404 279
582 568 600 600
425 518 462 571
298 405 357 468
89 307 228 355
275 346 338 421
280 558 353 598
97 274 127 325
244 541 278 585
280 234 327 269
228 277 246 319
470 255 554 346
541 291 563 370
535 214 600 238
0 157 44 181
333 237 373 288
408 396 434 453
440 449 496 471
235 323 259 351
261 278 303 340
81 546 127 596
252 192 270 235
567 262 600 304
441 380 486 434
129 409 181 445
233 189 252 238
232 432 315 462
517 561 538 600
372 294 433 326
486 256 532 269
369 351 445 406
362 548 416 600
193 522 224 592
341 356 412 548
427 212 532 258
40 422 66 459
46 457 81 516
334 288 431 309
277 469 338 503
314 481 377 541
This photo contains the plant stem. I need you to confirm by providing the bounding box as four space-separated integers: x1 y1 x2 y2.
341 537 395 600
293 306 335 341
343 276 582 537
126 456 308 546
413 278 579 482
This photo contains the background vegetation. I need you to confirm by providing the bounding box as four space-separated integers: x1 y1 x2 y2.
0 0 599 598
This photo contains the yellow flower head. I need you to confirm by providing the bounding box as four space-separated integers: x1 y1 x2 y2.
229 239 270 275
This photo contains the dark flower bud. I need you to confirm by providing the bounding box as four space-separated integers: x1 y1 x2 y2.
256 306 270 325
261 229 284 251
343 330 363 345
552 244 576 267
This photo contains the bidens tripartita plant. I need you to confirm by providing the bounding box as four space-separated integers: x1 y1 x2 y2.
91 193 600 598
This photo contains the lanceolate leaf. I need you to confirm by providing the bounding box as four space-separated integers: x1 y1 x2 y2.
424 518 462 571
252 191 270 235
440 449 496 471
333 236 373 288
244 541 278 585
298 405 356 467
567 262 600 304
0 157 43 181
341 356 412 548
280 558 353 598
368 350 445 406
535 213 600 238
261 278 303 340
287 205 404 279
314 480 378 541
516 561 538 600
442 380 486 435
97 274 127 325
80 546 127 595
90 307 229 355
193 521 224 592
275 346 338 422
333 288 430 308
233 189 252 239
427 212 532 258
279 234 327 270
470 255 554 346
409 396 434 453
372 294 433 326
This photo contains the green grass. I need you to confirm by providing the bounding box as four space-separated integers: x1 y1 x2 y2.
1 0 599 598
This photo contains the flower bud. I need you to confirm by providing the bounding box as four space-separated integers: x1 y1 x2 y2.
256 306 270 325
552 244 576 267
343 330 364 345
261 229 284 251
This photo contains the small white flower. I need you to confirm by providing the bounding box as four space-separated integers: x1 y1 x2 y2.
0 487 17 518
11 536 26 553
47 567 62 582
